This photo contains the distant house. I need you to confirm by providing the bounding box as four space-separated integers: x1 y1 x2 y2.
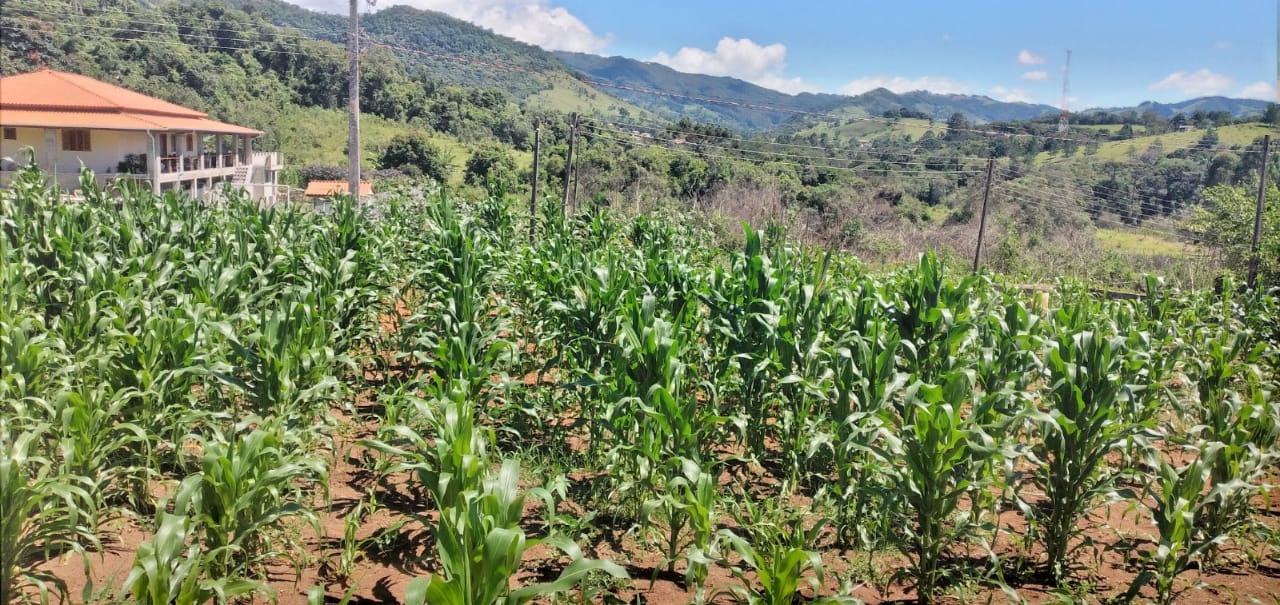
303 180 373 199
0 69 283 204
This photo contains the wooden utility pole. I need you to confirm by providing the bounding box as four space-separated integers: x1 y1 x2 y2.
972 157 995 274
1248 134 1271 289
562 113 577 213
347 0 361 204
529 119 541 242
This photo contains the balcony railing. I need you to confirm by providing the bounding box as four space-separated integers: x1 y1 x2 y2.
158 153 243 175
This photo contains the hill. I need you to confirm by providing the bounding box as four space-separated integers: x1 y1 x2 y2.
1083 97 1270 118
553 51 850 131
230 0 649 118
556 52 1060 131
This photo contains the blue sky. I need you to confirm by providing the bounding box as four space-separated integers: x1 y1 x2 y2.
289 0 1279 108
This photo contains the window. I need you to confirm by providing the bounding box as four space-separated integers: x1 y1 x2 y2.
2 127 15 140
185 133 195 150
62 129 91 152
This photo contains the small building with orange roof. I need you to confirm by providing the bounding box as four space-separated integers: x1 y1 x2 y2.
303 180 374 199
0 69 284 203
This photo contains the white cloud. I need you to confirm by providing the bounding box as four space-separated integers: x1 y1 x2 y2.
1215 40 1231 49
840 75 971 96
1017 50 1045 65
1238 81 1276 101
990 86 1034 104
283 0 611 53
650 37 819 94
1021 70 1049 81
1149 68 1234 97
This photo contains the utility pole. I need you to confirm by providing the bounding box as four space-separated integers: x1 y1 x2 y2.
973 157 995 274
347 0 361 204
1248 134 1271 289
1057 50 1072 133
529 118 541 243
562 113 577 213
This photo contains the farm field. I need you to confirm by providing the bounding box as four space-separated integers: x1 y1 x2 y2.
791 117 938 144
1036 123 1274 164
5 165 1280 605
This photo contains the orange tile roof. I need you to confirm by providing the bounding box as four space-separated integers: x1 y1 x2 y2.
304 180 374 197
0 109 261 135
0 69 262 135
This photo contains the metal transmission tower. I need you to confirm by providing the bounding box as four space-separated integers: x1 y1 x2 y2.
1057 49 1072 133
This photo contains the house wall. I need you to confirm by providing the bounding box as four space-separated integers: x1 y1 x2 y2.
0 127 151 177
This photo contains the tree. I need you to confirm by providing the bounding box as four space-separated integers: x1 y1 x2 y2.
1185 184 1280 286
380 132 451 183
945 112 970 141
464 143 518 192
1263 103 1280 127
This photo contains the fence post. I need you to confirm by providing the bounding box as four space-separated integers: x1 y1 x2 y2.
529 119 541 243
562 113 577 213
1248 134 1271 289
972 157 995 274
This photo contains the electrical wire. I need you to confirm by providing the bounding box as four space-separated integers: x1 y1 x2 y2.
581 122 967 170
584 116 995 163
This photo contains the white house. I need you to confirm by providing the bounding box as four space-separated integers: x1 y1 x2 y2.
0 69 283 204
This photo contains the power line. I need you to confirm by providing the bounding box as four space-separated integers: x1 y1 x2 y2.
1001 168 1206 221
587 116 994 163
0 23 318 57
996 179 1195 240
581 122 972 170
585 131 987 177
9 5 333 43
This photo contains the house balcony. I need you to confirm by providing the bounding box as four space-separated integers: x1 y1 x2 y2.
155 152 242 184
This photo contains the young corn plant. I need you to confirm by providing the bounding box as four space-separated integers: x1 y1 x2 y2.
812 318 902 548
717 499 855 605
1023 328 1154 583
1133 444 1243 605
1 424 96 605
184 421 327 580
701 225 786 460
404 461 628 605
125 504 266 605
640 459 721 596
876 373 992 605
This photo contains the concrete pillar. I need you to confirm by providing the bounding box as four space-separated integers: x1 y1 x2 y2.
42 128 56 173
150 150 161 195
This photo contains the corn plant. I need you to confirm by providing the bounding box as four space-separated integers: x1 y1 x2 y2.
183 421 327 580
717 500 856 605
811 317 901 548
1 424 95 605
640 458 721 594
702 225 786 459
889 252 976 384
1023 328 1154 583
876 374 992 605
52 383 149 516
1133 444 1244 605
125 508 266 605
605 293 720 518
403 461 628 605
362 384 490 514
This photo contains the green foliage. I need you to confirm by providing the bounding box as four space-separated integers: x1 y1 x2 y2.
1186 184 1280 287
380 132 454 184
464 143 519 192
